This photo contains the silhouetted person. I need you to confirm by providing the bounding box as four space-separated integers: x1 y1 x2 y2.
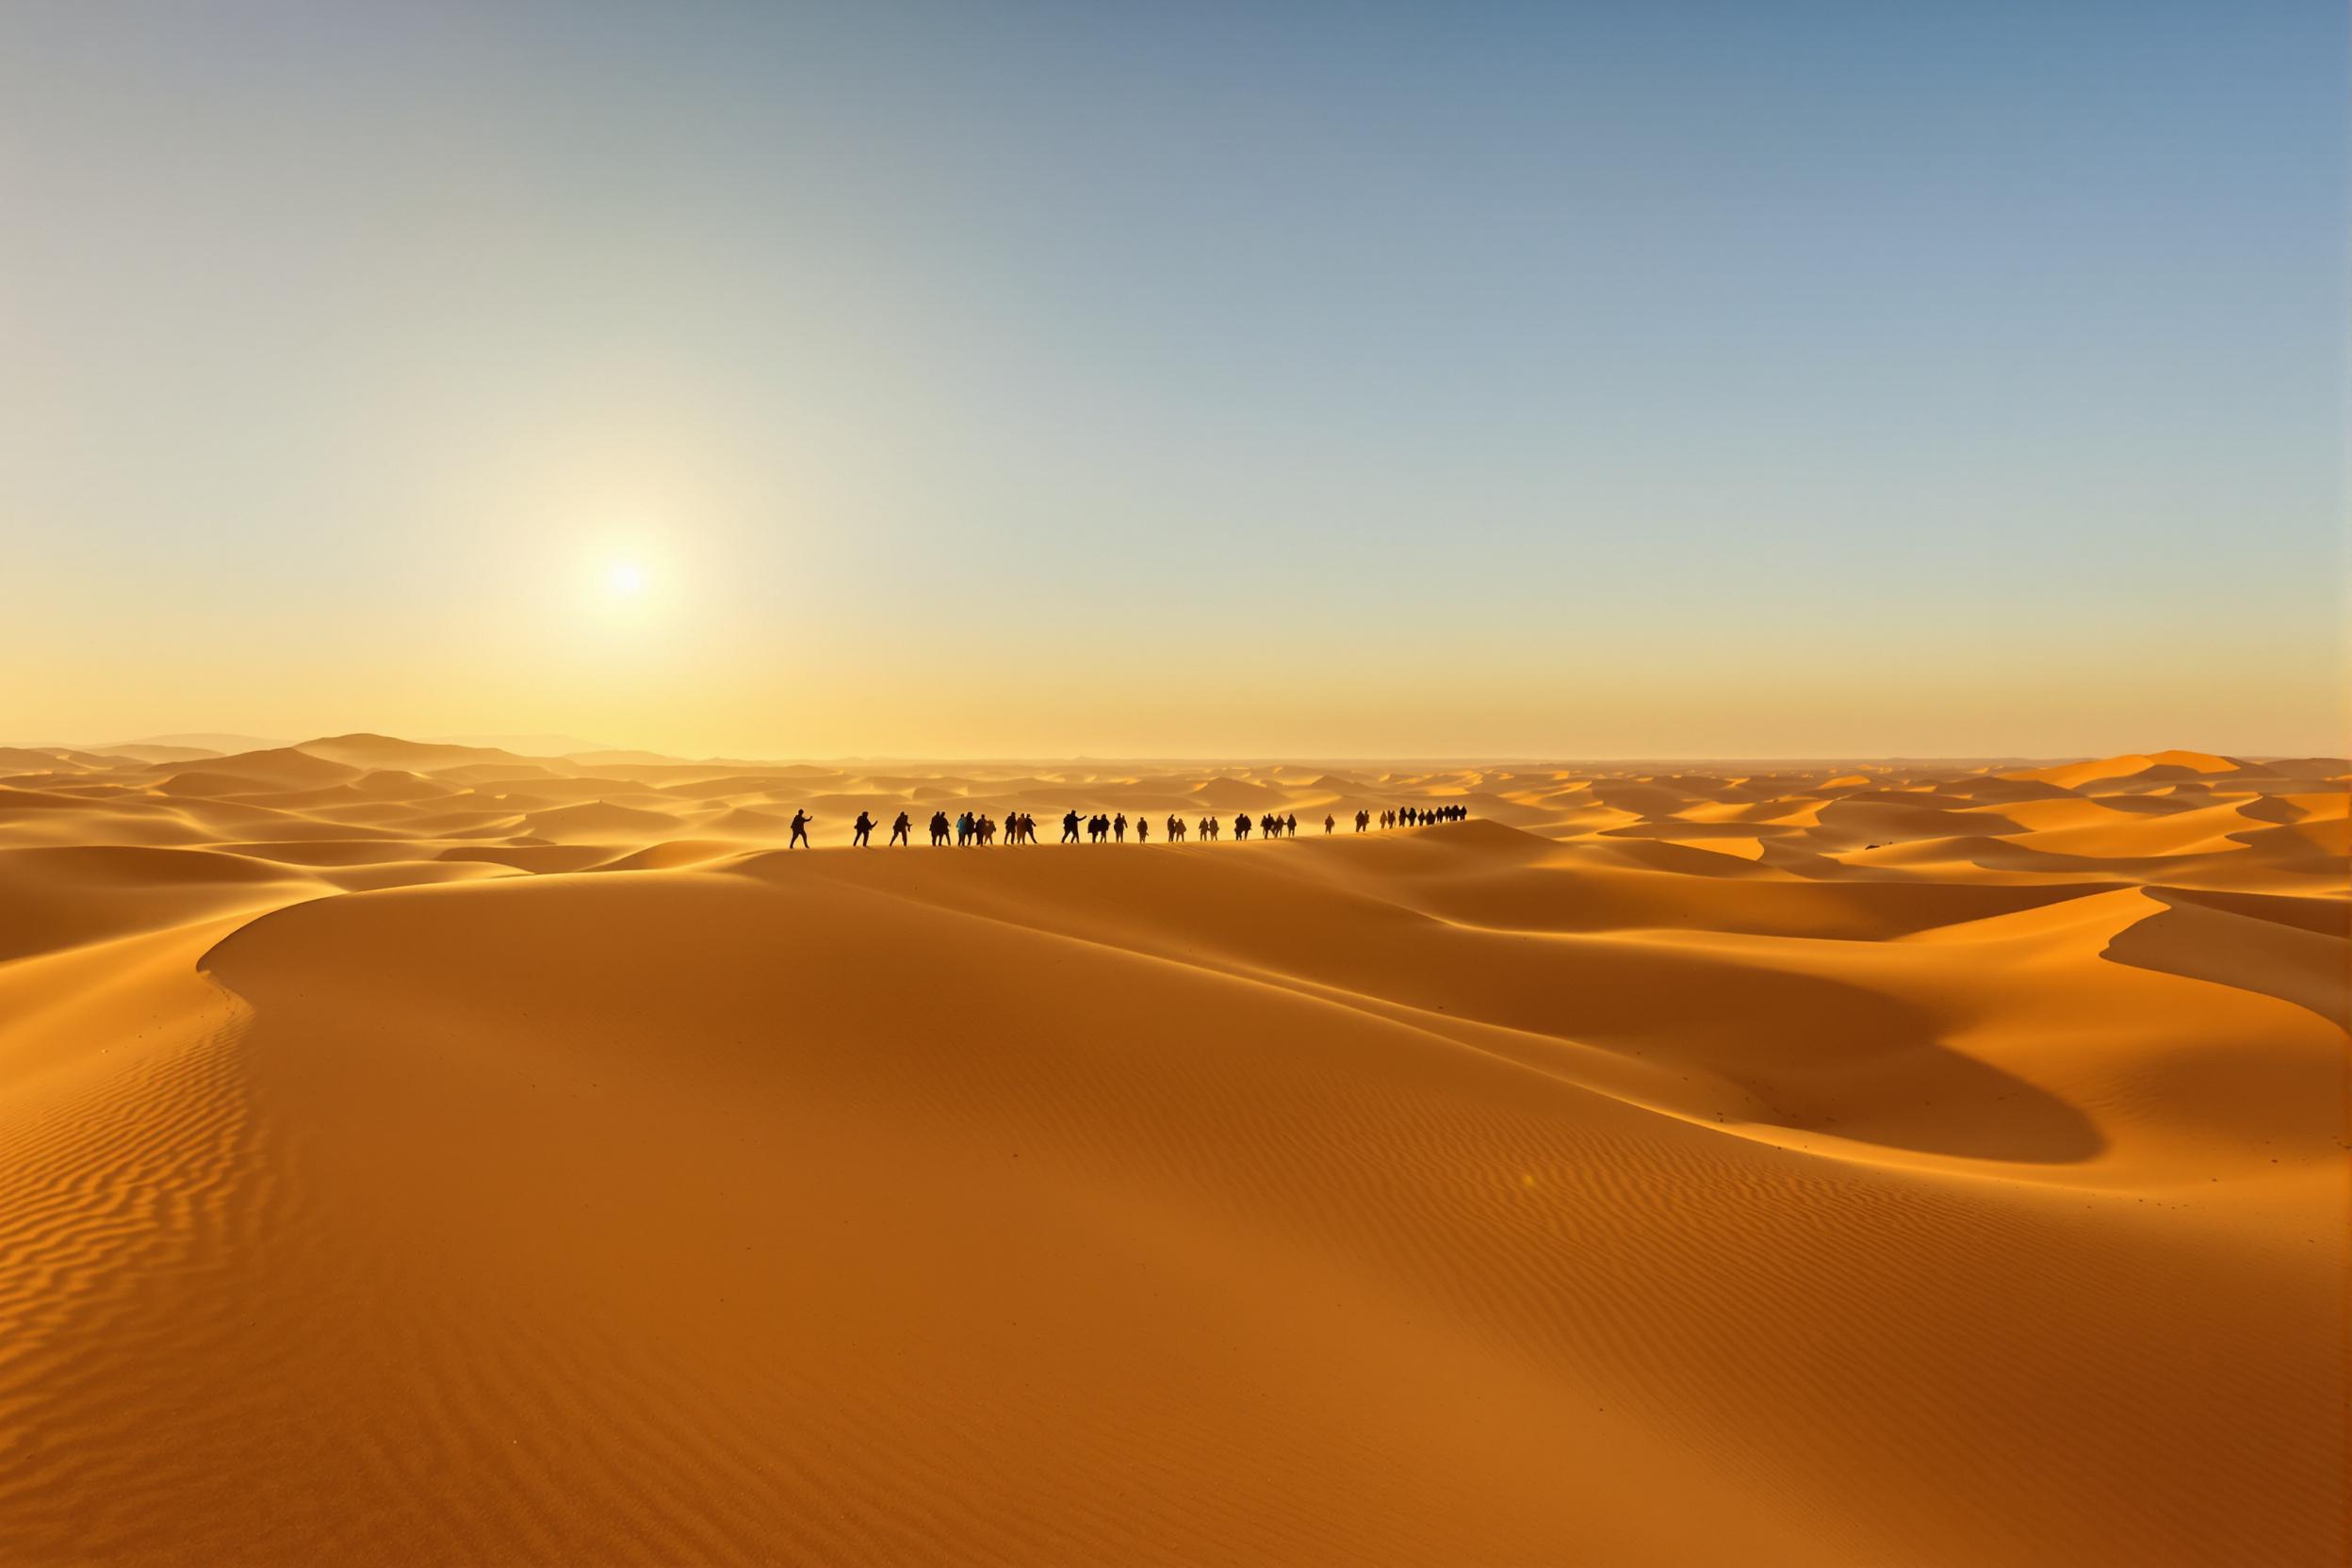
1234 812 1251 841
1168 814 1184 841
1063 808 1082 843
1136 816 1150 842
1355 808 1370 833
930 810 951 846
789 809 812 848
1201 815 1217 841
1324 814 1334 834
890 810 910 845
852 810 875 846
1114 812 1128 842
1285 813 1298 838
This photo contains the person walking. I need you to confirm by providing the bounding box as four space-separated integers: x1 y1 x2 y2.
852 810 875 847
1234 812 1251 841
789 808 812 848
1063 808 1082 843
889 810 911 845
930 810 951 845
1114 812 1128 843
1324 814 1334 834
1136 816 1150 842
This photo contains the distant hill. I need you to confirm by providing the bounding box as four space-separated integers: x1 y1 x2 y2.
0 745 90 772
427 734 619 759
2003 750 2250 791
90 743 227 764
564 748 690 766
149 745 362 792
105 732 284 754
294 733 539 772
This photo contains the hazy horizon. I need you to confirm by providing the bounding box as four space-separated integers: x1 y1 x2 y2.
15 725 2337 772
7 1 2344 757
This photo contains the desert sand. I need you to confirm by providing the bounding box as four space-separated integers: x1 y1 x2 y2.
1 735 2344 1565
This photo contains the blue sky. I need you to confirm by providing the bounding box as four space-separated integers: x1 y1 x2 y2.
4 1 2343 756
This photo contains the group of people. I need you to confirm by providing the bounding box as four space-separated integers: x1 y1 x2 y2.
788 800 1470 849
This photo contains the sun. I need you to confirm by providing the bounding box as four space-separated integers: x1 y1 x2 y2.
607 561 645 597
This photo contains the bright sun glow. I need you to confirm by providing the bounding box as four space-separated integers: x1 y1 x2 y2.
608 562 645 596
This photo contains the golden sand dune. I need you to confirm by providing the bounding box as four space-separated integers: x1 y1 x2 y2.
1 738 2344 1565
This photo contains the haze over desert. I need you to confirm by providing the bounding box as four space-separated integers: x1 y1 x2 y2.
1 735 2344 1563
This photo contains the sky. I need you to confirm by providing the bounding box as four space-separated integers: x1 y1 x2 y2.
3 0 2344 760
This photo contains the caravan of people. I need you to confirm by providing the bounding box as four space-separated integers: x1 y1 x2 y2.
792 802 1467 849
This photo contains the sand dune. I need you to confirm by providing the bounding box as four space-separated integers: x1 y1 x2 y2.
0 741 2344 1564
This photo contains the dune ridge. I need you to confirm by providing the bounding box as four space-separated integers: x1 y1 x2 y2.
0 740 2344 1565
